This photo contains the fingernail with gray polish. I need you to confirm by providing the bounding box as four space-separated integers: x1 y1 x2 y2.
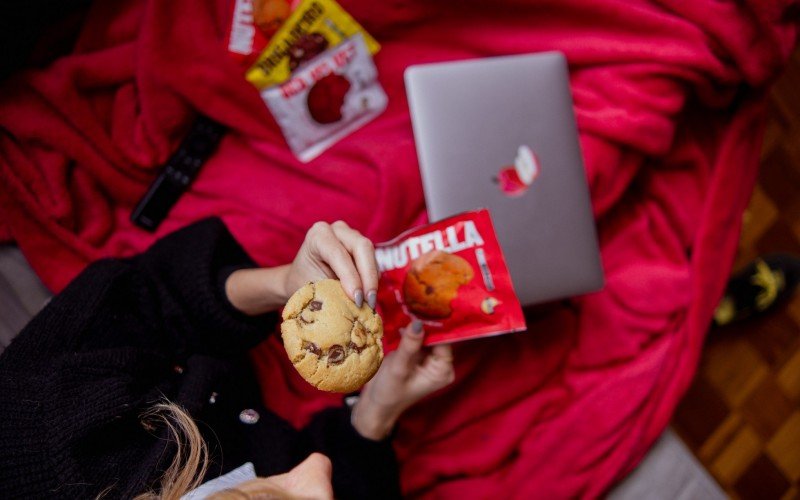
354 289 364 308
367 290 377 310
411 320 423 335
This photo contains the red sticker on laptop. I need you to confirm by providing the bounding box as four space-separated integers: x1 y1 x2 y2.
376 209 526 350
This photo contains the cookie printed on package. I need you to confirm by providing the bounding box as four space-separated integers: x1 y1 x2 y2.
261 33 387 162
246 0 380 89
376 209 526 350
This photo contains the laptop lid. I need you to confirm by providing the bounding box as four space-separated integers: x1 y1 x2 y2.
405 52 604 305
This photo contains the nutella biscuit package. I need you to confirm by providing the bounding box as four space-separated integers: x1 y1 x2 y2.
376 209 526 350
246 0 380 89
227 0 301 69
261 34 387 162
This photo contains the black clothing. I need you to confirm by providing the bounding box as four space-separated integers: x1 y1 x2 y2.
0 218 401 499
712 254 800 326
0 0 91 80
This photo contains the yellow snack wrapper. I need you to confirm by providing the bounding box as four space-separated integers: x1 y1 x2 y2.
246 0 380 89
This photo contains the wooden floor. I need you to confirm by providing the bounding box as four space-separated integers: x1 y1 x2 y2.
672 49 800 500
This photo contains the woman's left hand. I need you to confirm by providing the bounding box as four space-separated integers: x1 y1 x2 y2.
351 321 455 440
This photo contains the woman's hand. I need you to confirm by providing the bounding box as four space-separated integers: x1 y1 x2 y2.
225 220 378 316
227 453 334 500
283 220 379 308
351 322 455 440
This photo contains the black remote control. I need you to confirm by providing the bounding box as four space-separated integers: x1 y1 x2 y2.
131 116 226 231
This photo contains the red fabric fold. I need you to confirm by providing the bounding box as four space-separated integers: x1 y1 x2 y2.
0 0 797 497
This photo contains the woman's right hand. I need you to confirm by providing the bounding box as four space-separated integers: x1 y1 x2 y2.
225 220 379 316
282 220 379 309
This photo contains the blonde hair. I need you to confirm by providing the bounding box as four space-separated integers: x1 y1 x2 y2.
134 403 209 500
130 403 291 500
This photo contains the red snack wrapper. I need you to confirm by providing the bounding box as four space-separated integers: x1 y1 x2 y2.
227 0 294 69
376 209 526 350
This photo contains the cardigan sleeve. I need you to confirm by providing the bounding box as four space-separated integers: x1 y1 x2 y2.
1 217 277 368
133 217 278 357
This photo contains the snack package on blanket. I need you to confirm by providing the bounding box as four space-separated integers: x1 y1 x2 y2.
261 33 387 162
246 0 380 89
376 209 527 350
227 0 293 68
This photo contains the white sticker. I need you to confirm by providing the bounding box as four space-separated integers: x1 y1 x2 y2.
514 145 539 186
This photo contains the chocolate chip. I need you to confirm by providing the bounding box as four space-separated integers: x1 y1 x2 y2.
303 341 321 356
309 300 322 311
327 344 345 365
348 341 364 353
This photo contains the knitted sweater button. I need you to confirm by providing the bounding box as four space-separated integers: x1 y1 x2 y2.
239 409 260 424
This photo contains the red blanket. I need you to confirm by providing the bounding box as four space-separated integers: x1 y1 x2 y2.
1 0 797 497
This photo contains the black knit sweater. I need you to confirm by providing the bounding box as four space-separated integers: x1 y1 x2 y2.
0 218 401 499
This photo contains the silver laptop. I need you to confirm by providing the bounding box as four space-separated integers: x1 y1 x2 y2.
405 52 604 305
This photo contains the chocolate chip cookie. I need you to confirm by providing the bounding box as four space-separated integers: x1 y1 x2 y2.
281 279 383 393
403 250 474 318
